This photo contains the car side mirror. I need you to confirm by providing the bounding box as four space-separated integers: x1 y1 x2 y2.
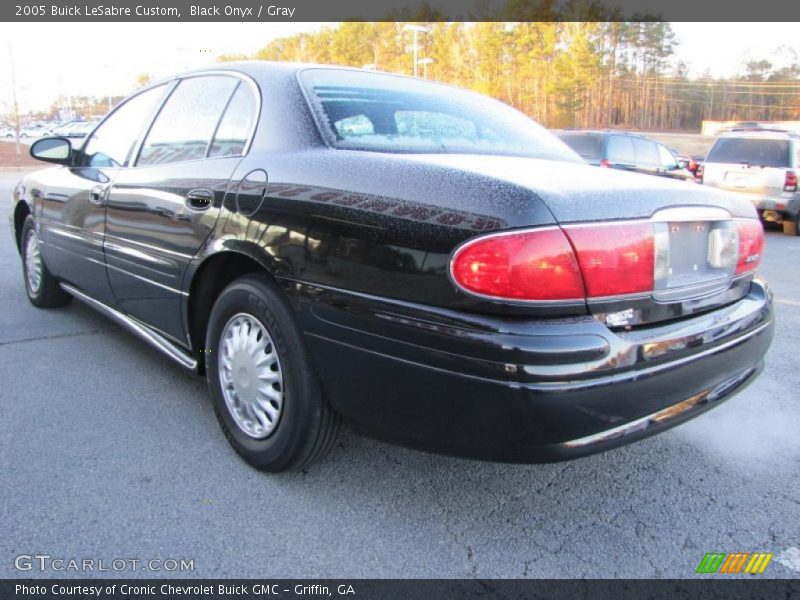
30 137 73 165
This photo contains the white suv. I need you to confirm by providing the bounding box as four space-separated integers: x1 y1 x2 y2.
701 130 800 235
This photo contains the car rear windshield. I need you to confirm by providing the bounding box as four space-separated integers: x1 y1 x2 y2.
557 133 603 160
299 69 581 162
706 138 791 168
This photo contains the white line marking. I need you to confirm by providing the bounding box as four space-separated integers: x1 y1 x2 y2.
775 298 800 307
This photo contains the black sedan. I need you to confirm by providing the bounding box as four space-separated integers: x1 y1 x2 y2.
11 63 773 471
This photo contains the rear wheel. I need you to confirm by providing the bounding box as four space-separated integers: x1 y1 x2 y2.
205 273 340 471
783 218 799 236
20 216 72 308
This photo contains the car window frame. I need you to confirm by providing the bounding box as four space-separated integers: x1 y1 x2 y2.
79 81 174 168
131 71 262 169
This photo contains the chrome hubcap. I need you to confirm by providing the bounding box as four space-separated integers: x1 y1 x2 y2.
218 313 284 439
24 228 43 294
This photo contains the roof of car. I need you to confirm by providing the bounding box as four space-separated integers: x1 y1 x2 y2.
717 129 799 140
557 130 653 139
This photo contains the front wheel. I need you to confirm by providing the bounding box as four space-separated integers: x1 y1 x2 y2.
205 273 340 472
20 216 72 308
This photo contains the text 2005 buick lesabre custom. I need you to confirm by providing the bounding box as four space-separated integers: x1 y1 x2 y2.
11 63 774 471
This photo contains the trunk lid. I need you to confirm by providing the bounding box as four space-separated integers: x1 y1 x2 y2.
407 154 761 327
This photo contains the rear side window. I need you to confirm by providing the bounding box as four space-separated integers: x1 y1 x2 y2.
632 138 659 167
558 134 602 160
208 83 258 158
707 138 791 168
607 136 635 164
82 85 167 168
138 76 239 166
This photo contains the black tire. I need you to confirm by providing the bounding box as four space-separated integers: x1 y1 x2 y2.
205 273 340 472
20 216 72 308
783 218 799 236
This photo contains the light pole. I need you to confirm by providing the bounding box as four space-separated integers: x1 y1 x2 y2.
418 57 434 80
402 24 428 78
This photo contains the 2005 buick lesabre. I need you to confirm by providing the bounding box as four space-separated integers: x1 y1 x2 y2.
11 62 774 471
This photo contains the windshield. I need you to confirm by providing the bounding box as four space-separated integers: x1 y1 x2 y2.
707 137 791 168
557 133 603 160
299 69 581 162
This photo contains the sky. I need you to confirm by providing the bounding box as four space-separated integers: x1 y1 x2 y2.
0 22 798 114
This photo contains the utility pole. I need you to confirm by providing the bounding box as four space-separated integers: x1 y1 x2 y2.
403 25 428 78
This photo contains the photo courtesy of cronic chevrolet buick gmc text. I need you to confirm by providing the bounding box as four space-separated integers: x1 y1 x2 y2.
11 63 774 472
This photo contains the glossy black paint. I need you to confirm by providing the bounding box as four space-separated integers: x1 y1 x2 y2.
12 62 775 462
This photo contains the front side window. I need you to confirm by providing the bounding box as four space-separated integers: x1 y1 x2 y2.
657 144 679 169
299 68 581 162
82 84 167 168
138 76 239 167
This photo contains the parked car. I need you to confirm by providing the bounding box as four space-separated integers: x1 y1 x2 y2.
12 63 774 471
699 130 800 235
62 120 99 139
556 130 696 182
49 120 88 137
1 125 44 139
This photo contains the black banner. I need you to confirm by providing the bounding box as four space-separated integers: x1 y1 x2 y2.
5 0 800 22
3 579 800 600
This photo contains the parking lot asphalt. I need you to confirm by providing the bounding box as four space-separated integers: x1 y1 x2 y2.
1 169 798 579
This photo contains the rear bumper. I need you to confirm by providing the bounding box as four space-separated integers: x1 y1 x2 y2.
297 278 774 463
745 192 800 217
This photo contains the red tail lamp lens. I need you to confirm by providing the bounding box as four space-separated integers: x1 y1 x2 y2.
785 170 797 192
564 224 655 297
450 228 585 301
736 220 764 274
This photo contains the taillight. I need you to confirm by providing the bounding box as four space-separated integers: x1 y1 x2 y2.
736 220 764 274
450 219 763 303
599 159 611 168
450 228 585 301
785 170 797 192
564 224 655 297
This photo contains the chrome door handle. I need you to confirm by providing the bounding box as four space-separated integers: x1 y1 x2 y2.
89 185 107 205
185 188 214 211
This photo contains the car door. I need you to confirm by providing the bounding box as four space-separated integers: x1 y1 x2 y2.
656 143 692 181
103 74 259 342
631 137 660 177
37 84 169 306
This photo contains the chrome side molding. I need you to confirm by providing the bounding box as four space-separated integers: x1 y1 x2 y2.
60 283 198 371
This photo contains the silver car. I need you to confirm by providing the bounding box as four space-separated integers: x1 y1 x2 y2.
701 130 800 235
